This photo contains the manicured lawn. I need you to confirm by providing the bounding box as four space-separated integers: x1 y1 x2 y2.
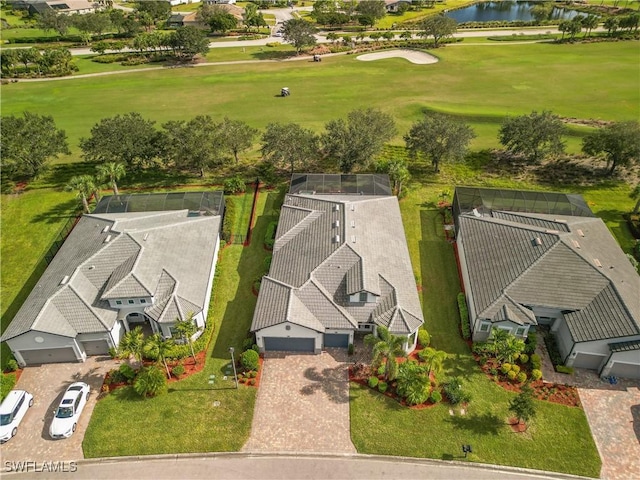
1 42 637 159
351 187 601 477
83 188 282 457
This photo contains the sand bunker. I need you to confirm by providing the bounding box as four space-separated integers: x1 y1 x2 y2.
356 49 439 65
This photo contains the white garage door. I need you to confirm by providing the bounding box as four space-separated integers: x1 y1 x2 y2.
608 362 640 380
82 340 110 356
573 352 605 370
19 348 77 365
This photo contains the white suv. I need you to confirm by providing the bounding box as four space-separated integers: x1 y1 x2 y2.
0 390 34 443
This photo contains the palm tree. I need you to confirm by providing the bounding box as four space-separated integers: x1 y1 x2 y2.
143 334 175 378
133 365 167 398
364 326 407 381
96 162 126 196
65 175 95 213
419 347 448 384
174 313 199 365
119 326 145 366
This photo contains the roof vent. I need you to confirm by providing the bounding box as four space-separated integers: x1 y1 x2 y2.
333 235 340 243
577 229 585 237
545 229 559 234
351 235 356 243
351 220 355 228
554 219 567 223
60 275 70 285
594 258 602 268
333 220 340 228
334 205 340 212
88 265 95 270
571 240 581 249
350 204 355 211
532 237 543 246
102 225 110 233
103 235 112 243
143 233 149 241
472 208 481 217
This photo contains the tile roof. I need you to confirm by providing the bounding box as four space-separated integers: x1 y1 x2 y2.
609 339 640 353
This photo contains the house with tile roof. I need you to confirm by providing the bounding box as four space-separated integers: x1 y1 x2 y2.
1 192 223 367
250 174 424 354
454 187 640 379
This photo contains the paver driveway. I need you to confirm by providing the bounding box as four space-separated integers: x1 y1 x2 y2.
243 349 356 453
1 356 119 463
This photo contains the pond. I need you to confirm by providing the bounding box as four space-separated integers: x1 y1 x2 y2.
445 1 581 23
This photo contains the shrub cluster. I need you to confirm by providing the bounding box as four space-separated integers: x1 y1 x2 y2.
555 365 575 375
531 369 543 381
443 377 471 405
224 175 246 194
430 390 442 403
530 353 542 370
368 376 379 388
417 328 430 348
240 349 259 371
544 333 563 366
457 293 471 340
221 198 236 244
264 221 277 249
5 359 18 372
378 381 387 393
524 332 538 354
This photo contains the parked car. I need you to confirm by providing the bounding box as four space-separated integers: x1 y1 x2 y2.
49 382 90 439
0 390 34 443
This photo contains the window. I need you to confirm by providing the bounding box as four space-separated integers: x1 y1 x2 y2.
128 300 134 304
140 299 146 304
479 323 490 332
515 327 525 336
115 300 122 305
359 292 368 302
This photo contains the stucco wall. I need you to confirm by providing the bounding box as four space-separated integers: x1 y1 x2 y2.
255 323 322 352
8 331 84 366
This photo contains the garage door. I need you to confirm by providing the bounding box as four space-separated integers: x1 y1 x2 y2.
19 348 77 365
324 334 349 348
573 353 606 370
608 362 640 380
263 337 315 352
82 340 110 356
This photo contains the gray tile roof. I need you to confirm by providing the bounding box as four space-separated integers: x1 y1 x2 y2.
251 184 424 337
609 339 640 353
491 211 570 232
2 202 222 343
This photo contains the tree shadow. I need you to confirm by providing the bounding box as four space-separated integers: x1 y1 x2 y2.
250 50 296 61
631 404 640 444
300 364 350 404
30 199 79 224
446 411 503 435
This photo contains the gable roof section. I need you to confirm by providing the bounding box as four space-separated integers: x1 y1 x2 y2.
251 277 292 331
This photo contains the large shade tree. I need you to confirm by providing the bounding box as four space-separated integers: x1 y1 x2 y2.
582 120 640 175
261 122 319 173
1 112 70 179
219 117 259 164
498 110 565 163
418 15 457 47
322 108 396 173
404 112 475 173
282 18 317 54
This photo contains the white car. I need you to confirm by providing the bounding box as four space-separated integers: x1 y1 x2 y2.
49 382 90 439
0 390 34 443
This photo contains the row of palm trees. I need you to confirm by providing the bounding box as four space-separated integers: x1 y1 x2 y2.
65 162 126 213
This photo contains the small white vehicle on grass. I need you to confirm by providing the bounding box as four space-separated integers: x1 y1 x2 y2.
0 390 34 443
49 382 90 439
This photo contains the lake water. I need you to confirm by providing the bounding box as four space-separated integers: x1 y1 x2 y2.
445 1 580 23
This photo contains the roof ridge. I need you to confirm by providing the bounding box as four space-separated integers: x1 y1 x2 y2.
309 279 357 328
274 209 324 252
462 213 564 236
68 283 110 331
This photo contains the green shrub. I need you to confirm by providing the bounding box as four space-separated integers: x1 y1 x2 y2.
252 344 259 353
378 381 388 393
489 367 498 376
119 363 137 383
348 343 354 355
430 390 442 403
264 221 277 249
1 373 17 402
555 365 574 375
525 332 538 354
242 337 254 351
418 328 431 348
544 333 563 366
478 356 487 366
516 372 527 383
377 365 386 377
248 370 257 378
531 369 542 381
519 353 529 364
512 352 520 362
501 363 512 374
472 342 491 355
172 364 185 377
240 349 259 371
222 198 236 244
5 359 18 372
248 378 256 386
511 364 521 374
92 53 128 64
263 255 272 272
224 175 246 194
507 370 517 381
457 293 471 340
443 377 471 405
368 376 379 388
531 353 542 370
108 347 118 359
133 365 167 397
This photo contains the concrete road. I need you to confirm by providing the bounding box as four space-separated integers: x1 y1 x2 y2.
2 453 591 480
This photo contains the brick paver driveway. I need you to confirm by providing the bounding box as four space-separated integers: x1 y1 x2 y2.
243 349 356 453
1 356 120 463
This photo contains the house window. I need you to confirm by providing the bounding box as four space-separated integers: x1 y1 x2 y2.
515 327 525 336
479 322 490 332
359 292 368 302
140 299 146 304
115 300 122 305
128 299 134 304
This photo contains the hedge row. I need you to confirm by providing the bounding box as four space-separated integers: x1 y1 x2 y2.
222 197 236 245
544 332 563 367
264 221 277 249
457 292 471 340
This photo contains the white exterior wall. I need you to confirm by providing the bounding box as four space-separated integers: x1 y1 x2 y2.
554 318 574 361
201 234 221 324
601 349 640 378
108 296 152 310
7 331 84 367
348 292 377 304
255 323 322 352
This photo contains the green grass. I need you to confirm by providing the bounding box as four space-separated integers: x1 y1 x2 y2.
1 41 637 161
351 189 601 477
83 188 282 457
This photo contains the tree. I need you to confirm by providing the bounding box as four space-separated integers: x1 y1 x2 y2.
136 0 171 22
72 12 112 38
80 112 160 169
418 347 448 384
133 365 168 397
282 18 317 54
174 314 199 364
364 325 407 381
631 184 640 214
559 18 581 41
404 112 475 173
604 17 619 36
143 334 175 379
1 112 70 180
418 15 457 47
582 121 640 175
208 10 238 34
169 26 210 60
261 122 319 173
582 15 599 38
530 2 553 23
321 108 396 173
356 1 386 23
0 49 19 77
490 330 525 364
65 175 95 213
508 385 537 429
243 2 259 30
400 30 412 40
96 162 126 196
37 9 72 36
161 115 224 176
376 158 410 197
326 32 339 43
396 361 430 405
119 326 145 366
498 110 565 163
219 117 258 164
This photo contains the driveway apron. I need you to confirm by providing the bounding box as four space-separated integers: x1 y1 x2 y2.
243 350 356 454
